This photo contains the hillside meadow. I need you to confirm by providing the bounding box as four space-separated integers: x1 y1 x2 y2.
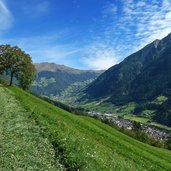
0 84 171 170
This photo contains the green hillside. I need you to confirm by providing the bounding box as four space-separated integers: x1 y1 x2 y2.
1 85 171 170
32 63 103 97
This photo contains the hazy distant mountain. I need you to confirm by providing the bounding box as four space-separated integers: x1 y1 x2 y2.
32 62 103 97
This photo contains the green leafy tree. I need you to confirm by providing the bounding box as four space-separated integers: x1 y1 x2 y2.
0 44 35 89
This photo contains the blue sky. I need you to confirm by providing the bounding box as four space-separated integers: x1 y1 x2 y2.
0 0 171 70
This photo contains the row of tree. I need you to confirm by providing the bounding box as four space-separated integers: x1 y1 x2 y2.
0 45 35 90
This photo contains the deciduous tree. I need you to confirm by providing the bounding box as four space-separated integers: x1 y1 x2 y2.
0 44 35 89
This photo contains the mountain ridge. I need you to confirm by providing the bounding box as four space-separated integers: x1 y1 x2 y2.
35 62 104 74
84 33 171 103
32 62 104 97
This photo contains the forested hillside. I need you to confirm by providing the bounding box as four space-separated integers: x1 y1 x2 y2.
32 63 103 97
83 33 171 126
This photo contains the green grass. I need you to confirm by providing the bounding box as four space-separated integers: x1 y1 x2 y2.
154 96 168 105
150 122 171 130
1 85 171 170
124 115 171 130
80 101 136 116
0 86 63 170
80 101 119 113
124 115 149 123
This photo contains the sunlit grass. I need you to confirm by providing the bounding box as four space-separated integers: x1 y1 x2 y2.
6 85 171 171
0 86 63 170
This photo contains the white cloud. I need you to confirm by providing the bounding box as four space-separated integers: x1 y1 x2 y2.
1 0 171 71
95 0 171 63
103 3 117 16
0 0 13 30
136 1 146 7
29 46 82 63
83 45 118 70
0 33 82 66
81 0 171 70
132 0 171 49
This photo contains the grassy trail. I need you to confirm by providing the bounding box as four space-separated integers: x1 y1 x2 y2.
0 86 63 170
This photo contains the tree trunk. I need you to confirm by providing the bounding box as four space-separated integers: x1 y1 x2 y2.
10 72 13 86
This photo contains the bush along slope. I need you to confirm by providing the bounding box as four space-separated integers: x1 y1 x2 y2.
0 85 169 171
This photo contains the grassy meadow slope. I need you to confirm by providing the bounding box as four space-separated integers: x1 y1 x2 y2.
0 86 63 170
1 85 171 170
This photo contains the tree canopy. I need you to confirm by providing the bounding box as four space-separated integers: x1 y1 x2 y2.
0 44 35 89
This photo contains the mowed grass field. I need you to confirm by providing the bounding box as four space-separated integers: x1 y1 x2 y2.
1 85 171 170
0 86 63 170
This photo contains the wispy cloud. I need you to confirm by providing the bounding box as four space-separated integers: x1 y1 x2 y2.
119 0 171 50
109 0 171 52
102 2 118 17
83 0 171 70
0 32 83 66
0 0 13 31
82 43 118 70
1 0 171 70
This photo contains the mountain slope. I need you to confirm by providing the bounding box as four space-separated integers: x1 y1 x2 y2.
1 84 171 170
130 41 171 101
32 62 103 97
0 86 62 170
84 34 171 104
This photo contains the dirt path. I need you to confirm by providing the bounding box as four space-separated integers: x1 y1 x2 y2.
0 86 63 170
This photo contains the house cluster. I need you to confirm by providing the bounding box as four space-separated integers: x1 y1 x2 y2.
142 125 171 140
87 111 171 140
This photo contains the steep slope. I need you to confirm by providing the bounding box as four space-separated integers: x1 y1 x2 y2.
32 62 103 97
0 86 63 170
84 33 171 104
1 85 171 170
130 43 171 101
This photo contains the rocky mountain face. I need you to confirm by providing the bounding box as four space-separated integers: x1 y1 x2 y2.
32 62 103 96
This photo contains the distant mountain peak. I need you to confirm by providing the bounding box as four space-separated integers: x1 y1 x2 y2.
35 62 104 74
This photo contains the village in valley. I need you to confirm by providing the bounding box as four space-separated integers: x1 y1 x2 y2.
87 111 171 140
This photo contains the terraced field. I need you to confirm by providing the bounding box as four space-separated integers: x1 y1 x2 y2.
0 85 171 170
